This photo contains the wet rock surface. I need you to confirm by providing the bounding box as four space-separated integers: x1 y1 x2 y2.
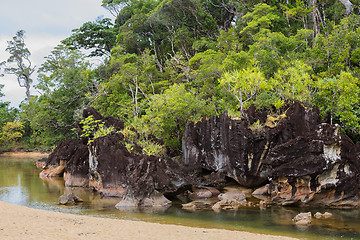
59 193 83 205
293 212 312 225
314 212 333 219
35 158 47 169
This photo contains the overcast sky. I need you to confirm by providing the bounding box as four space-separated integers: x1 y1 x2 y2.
0 0 113 107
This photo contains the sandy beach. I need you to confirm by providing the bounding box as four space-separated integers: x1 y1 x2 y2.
0 201 298 240
0 152 298 239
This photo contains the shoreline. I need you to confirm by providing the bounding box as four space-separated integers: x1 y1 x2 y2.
0 151 49 158
0 201 298 240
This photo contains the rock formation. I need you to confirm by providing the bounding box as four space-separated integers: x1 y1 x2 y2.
59 193 83 205
184 102 360 208
40 102 360 209
40 139 89 187
40 107 191 207
292 212 312 225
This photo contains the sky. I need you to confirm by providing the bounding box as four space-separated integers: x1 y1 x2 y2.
0 0 113 107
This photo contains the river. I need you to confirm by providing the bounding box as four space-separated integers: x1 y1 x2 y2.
0 155 359 239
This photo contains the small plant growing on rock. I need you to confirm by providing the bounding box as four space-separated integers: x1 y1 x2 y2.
119 126 166 156
79 115 114 144
249 120 264 133
138 140 166 156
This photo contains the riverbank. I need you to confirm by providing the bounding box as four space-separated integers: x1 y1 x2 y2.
0 201 297 240
0 151 49 158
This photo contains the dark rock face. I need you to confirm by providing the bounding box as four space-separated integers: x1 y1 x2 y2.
263 123 360 208
183 109 269 187
89 132 191 206
184 102 360 207
88 132 131 196
184 115 260 187
40 139 88 183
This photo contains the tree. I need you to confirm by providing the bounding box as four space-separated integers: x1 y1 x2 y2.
0 121 24 146
219 67 271 115
0 30 35 101
0 102 18 128
91 48 166 121
240 3 280 36
315 72 360 130
339 0 354 17
21 45 96 148
272 60 314 104
142 83 215 154
101 0 130 18
62 18 118 57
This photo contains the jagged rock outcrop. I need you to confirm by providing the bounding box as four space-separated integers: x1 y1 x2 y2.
184 102 360 207
89 132 191 206
41 107 191 207
40 139 88 187
183 103 285 188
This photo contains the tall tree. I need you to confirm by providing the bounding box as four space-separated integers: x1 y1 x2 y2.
101 0 130 18
62 18 118 57
21 45 96 147
0 84 4 98
0 30 35 101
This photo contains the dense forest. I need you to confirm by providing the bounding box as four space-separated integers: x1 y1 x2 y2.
1 0 360 156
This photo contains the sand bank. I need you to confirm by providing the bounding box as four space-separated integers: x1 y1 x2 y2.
0 151 49 158
0 201 297 240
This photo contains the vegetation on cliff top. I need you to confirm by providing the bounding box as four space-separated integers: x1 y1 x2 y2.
1 0 360 154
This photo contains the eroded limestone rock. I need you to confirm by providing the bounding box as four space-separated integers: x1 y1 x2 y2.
184 102 360 208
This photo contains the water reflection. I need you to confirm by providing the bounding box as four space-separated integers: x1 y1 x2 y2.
0 156 360 240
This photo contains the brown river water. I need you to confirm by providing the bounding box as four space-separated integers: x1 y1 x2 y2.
0 155 359 239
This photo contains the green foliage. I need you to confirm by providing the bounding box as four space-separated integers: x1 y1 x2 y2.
20 46 96 147
91 48 166 121
79 115 114 144
79 115 103 139
241 4 280 35
0 121 24 146
62 18 117 57
3 0 360 152
0 102 18 127
0 102 20 150
138 140 166 156
119 126 166 156
142 83 215 153
315 72 360 131
219 67 271 114
272 60 313 104
249 120 264 133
